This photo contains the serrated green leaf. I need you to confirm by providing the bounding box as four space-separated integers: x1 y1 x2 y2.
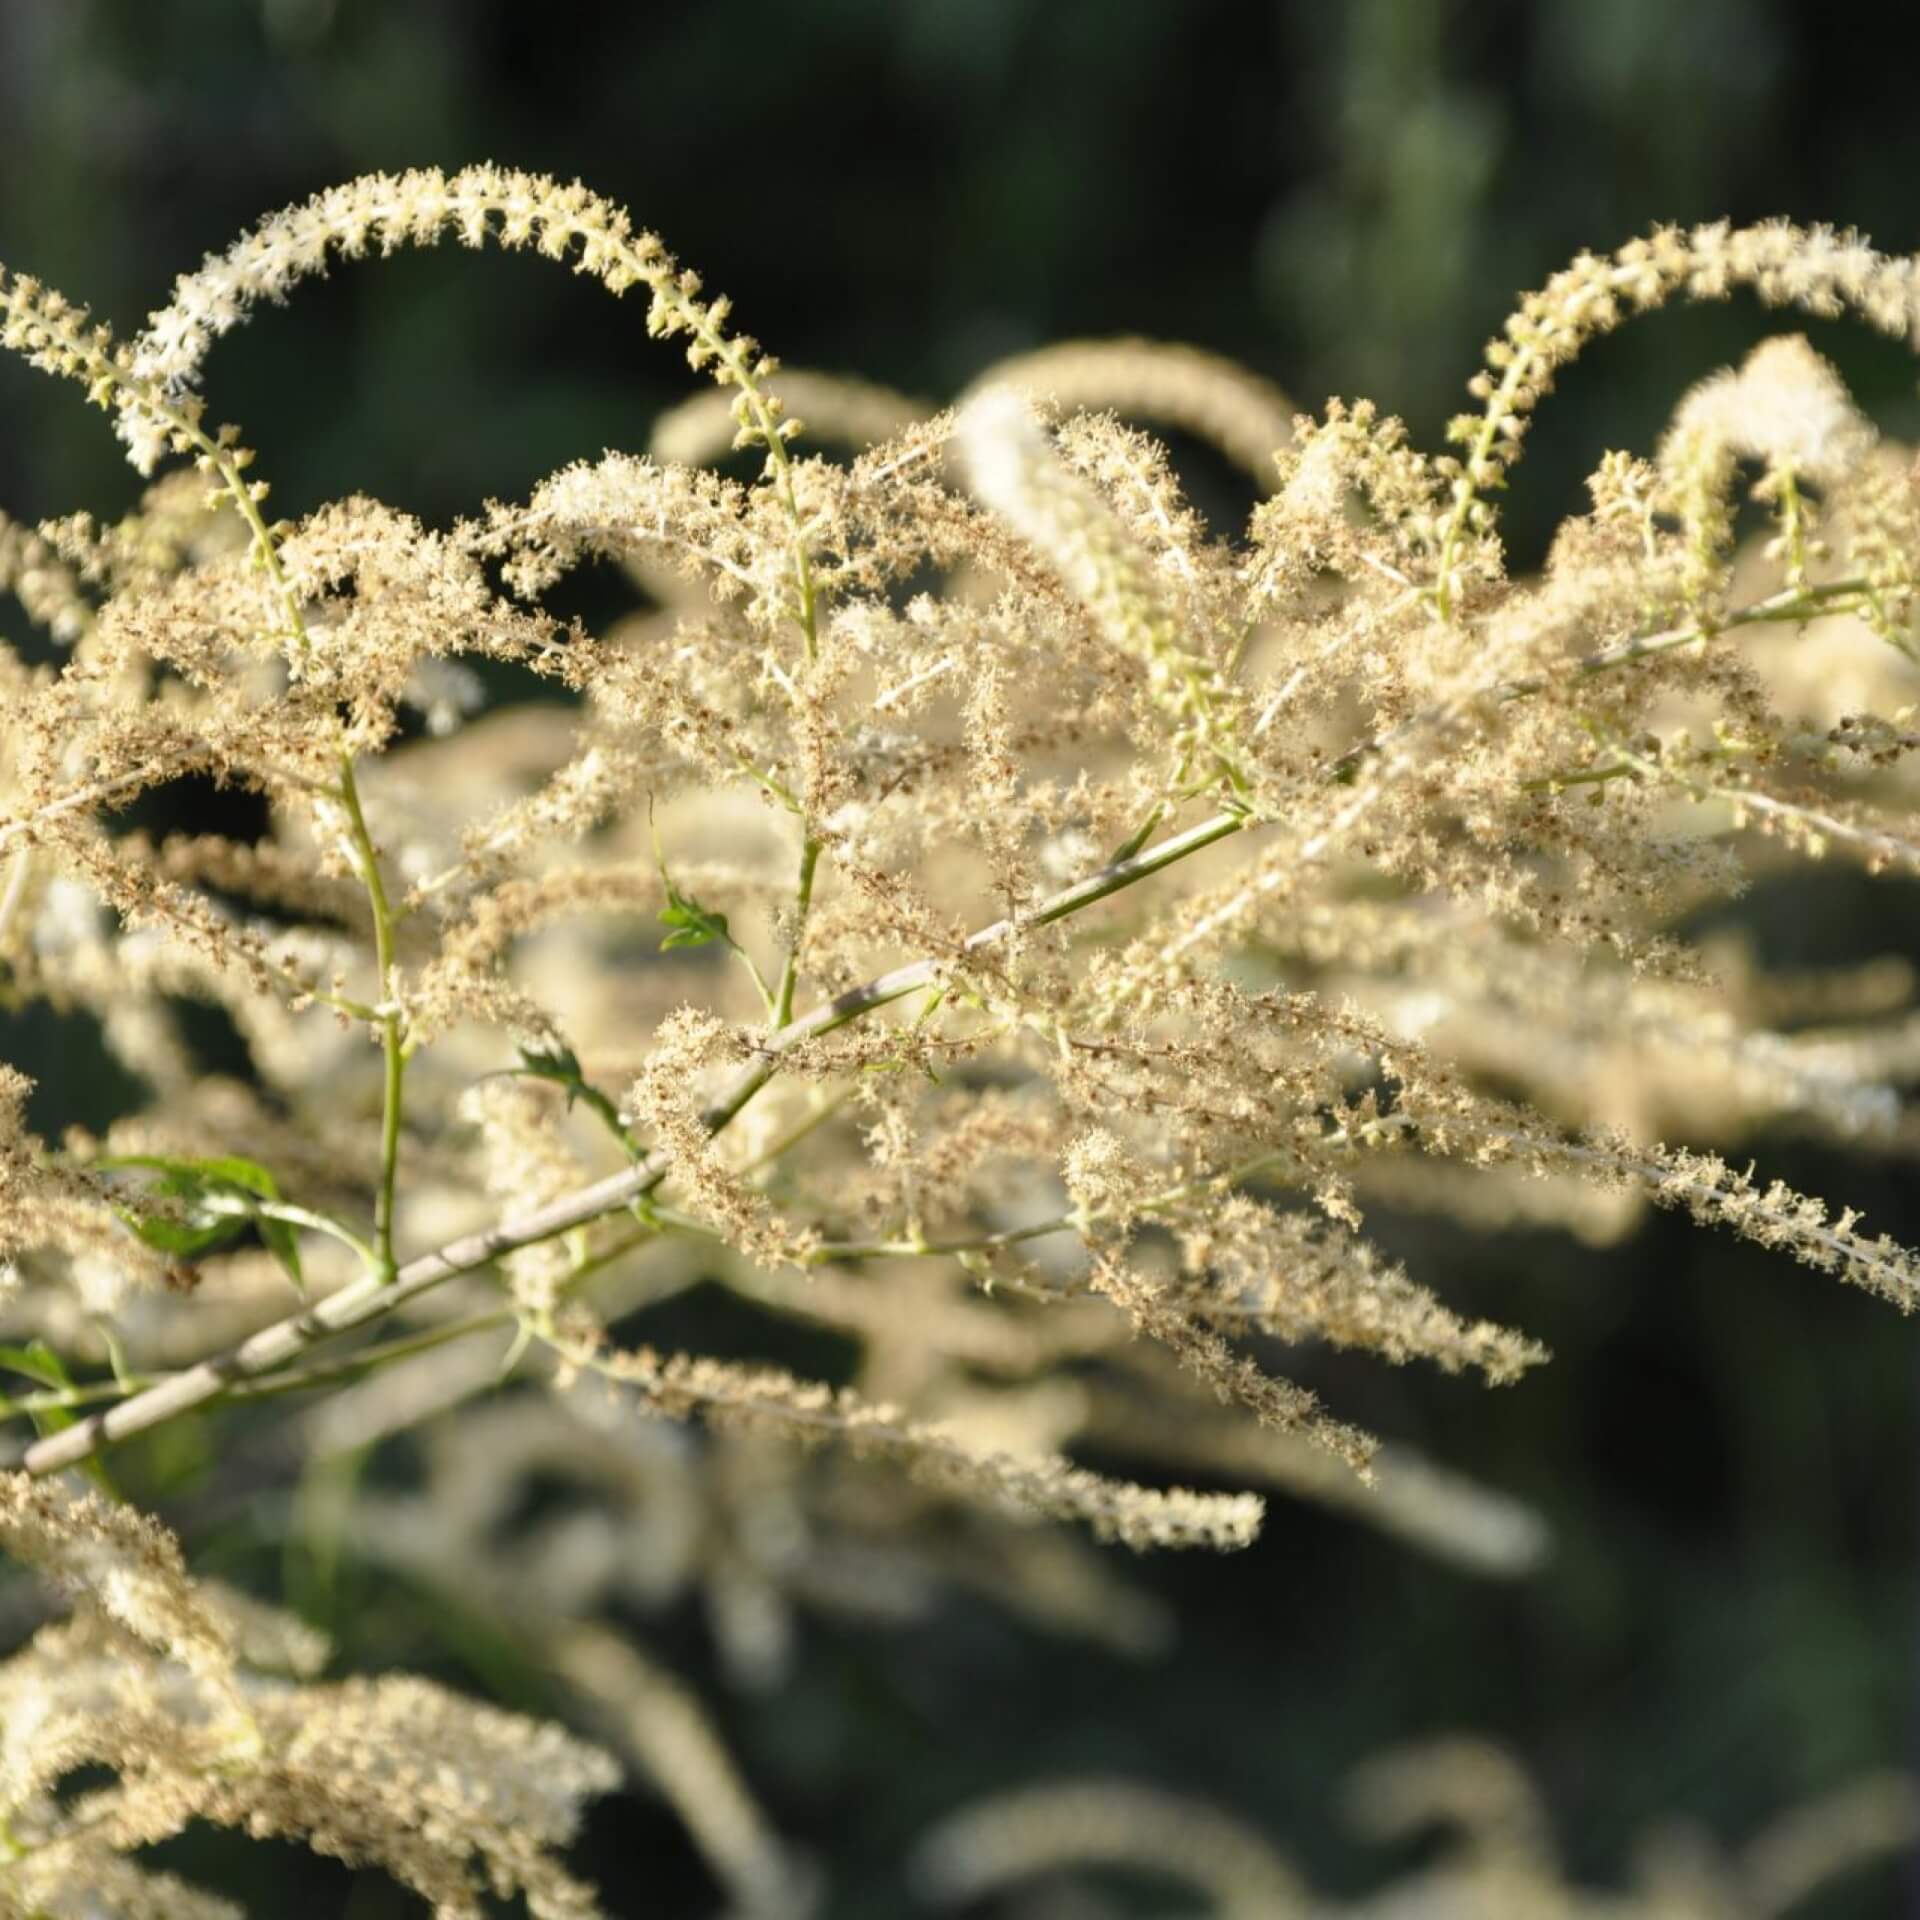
515 1042 588 1109
658 885 730 951
506 1044 644 1159
649 795 734 953
517 1041 586 1086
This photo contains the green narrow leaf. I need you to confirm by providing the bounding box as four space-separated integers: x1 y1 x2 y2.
0 1341 117 1494
180 1155 281 1201
258 1214 306 1295
0 1340 70 1391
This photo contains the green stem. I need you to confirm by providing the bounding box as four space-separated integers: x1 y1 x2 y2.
771 834 821 1028
730 753 802 812
1330 580 1871 786
1518 761 1642 795
336 757 406 1279
802 1148 1293 1266
177 1312 506 1403
731 943 779 1020
740 1083 852 1176
1774 467 1810 590
1559 579 1864 685
61 355 411 1284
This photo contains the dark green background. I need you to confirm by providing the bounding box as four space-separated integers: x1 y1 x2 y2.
2 2 1917 1913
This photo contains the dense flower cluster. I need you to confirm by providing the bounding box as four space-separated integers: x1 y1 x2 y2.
1 169 1918 1906
0 1474 615 1916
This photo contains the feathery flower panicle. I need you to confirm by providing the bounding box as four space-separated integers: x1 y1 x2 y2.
2 181 1920 1909
0 508 91 645
961 335 1297 484
0 1474 616 1916
955 387 1240 771
651 365 926 468
555 1624 819 1918
913 1778 1309 1918
917 1749 1920 1917
557 1334 1266 1553
0 1473 232 1678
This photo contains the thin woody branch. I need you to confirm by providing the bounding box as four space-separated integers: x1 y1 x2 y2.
21 807 1252 1474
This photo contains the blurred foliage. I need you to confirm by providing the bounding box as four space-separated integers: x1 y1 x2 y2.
1 1 1916 1914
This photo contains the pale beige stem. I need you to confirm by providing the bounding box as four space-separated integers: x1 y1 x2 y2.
21 806 1251 1474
